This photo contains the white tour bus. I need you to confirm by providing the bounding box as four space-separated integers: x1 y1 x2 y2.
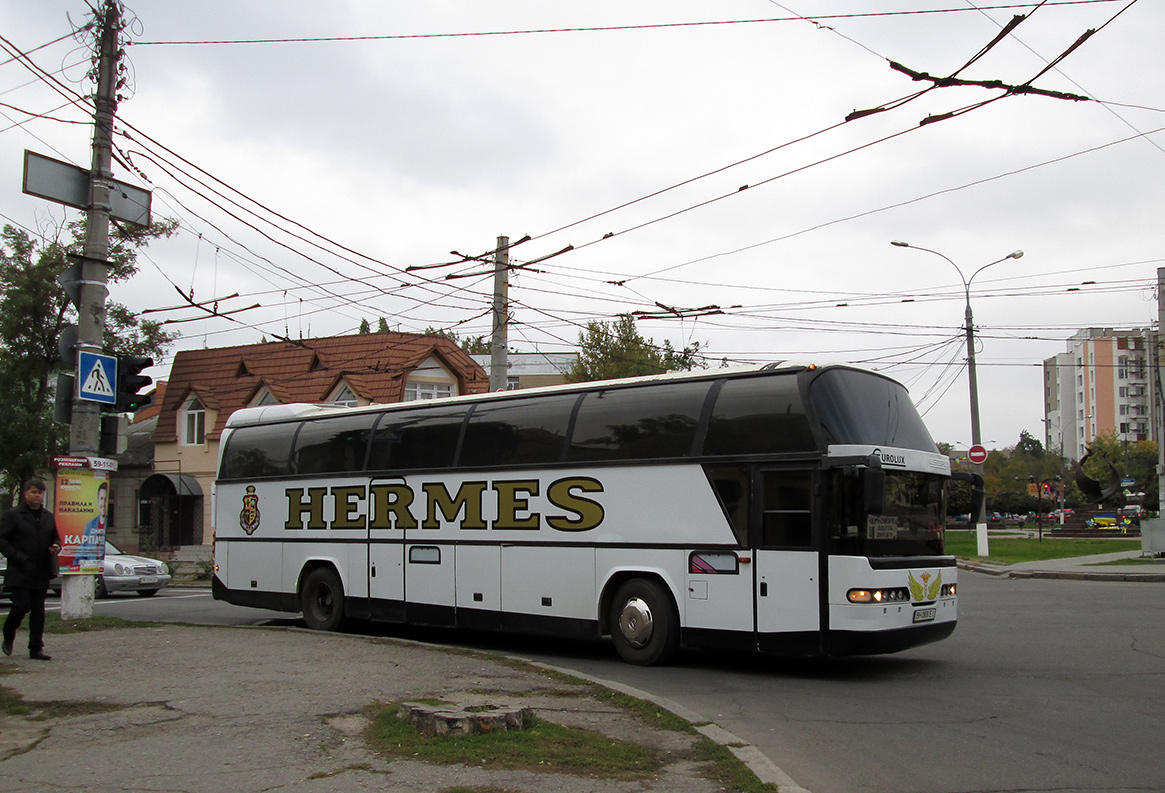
213 364 977 665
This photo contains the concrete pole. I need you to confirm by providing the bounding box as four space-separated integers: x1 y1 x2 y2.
489 235 509 392
62 1 119 620
964 294 990 557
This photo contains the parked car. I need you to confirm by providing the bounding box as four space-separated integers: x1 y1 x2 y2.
47 542 171 598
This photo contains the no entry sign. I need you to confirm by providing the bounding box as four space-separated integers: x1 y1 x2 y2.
968 445 988 464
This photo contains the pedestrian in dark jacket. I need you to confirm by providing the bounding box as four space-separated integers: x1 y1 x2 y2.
1 478 62 660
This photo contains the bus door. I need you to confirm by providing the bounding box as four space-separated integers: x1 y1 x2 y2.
367 477 405 622
753 467 821 651
689 466 755 646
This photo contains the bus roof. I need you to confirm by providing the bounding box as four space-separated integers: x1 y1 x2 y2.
221 362 881 429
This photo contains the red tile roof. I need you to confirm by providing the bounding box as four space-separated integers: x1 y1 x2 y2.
152 333 487 443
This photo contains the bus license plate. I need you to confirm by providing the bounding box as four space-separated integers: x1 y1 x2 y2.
913 607 936 624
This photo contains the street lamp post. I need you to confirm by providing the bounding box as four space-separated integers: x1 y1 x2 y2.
891 241 1024 557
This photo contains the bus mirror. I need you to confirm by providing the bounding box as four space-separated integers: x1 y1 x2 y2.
865 468 885 515
950 472 986 523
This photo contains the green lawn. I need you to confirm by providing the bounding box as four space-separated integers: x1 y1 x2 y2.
944 530 1140 564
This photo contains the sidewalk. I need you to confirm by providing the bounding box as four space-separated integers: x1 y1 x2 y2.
0 624 804 793
959 549 1165 581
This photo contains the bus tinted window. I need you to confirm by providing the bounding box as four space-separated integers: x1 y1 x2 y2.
567 382 708 462
460 394 577 467
703 376 816 456
291 413 377 475
808 368 936 451
367 406 467 471
220 423 295 479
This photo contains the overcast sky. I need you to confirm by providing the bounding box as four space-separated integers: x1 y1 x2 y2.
3 1 1163 451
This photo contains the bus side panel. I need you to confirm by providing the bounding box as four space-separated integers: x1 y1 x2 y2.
501 546 596 635
826 556 957 655
684 549 753 634
456 544 501 630
403 542 456 627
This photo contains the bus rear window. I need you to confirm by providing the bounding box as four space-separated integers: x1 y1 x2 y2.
220 423 296 479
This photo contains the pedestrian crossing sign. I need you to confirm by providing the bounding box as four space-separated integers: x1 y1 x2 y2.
78 351 117 405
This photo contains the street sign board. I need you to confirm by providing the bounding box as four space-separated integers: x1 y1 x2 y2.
22 150 152 227
968 445 988 464
77 351 117 405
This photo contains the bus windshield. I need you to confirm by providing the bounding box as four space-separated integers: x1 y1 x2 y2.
808 368 937 451
828 470 946 557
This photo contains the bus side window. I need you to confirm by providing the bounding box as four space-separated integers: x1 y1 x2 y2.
705 465 750 546
760 471 812 548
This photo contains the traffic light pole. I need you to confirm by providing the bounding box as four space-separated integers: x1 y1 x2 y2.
61 1 120 620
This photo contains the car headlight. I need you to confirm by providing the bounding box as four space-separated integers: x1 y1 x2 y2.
114 563 127 576
157 561 167 575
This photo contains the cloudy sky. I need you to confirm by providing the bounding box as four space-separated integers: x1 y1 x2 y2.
2 1 1163 450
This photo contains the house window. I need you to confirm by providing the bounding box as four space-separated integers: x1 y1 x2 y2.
254 389 278 407
404 381 453 401
332 384 358 407
183 397 206 445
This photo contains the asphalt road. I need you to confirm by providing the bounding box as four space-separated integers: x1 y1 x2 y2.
21 573 1165 793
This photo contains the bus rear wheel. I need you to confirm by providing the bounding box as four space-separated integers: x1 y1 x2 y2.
301 567 345 631
609 578 679 666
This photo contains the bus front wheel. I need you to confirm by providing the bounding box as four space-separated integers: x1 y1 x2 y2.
609 578 679 666
301 567 345 631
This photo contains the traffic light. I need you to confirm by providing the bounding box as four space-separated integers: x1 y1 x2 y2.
116 355 154 412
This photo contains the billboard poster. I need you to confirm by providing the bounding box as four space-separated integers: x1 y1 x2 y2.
52 464 110 574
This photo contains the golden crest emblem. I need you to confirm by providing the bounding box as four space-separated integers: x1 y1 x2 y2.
908 571 942 602
239 485 260 535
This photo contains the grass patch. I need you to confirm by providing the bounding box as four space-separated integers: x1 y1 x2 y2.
688 736 780 793
945 532 1138 564
43 613 160 634
1091 555 1165 566
367 702 663 780
0 683 124 720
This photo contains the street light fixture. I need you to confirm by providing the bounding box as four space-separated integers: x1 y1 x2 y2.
891 240 1024 556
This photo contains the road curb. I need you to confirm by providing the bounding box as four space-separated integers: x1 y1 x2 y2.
957 560 1165 582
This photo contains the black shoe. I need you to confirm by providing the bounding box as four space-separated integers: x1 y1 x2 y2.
29 651 51 661
1 639 11 656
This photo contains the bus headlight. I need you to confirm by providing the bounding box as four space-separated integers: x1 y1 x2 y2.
847 587 911 603
941 583 956 597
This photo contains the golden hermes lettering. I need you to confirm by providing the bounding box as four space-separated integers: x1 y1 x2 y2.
545 477 605 531
422 481 488 530
285 486 329 530
331 486 366 530
280 476 605 532
493 479 540 530
369 483 418 530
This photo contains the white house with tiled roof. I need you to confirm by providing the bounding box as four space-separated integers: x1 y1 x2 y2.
138 333 486 553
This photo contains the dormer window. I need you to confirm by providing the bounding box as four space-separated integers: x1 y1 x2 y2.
310 354 326 372
332 384 358 407
253 389 278 407
182 396 206 445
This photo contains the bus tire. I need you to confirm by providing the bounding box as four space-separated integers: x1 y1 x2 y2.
300 566 345 631
609 578 679 666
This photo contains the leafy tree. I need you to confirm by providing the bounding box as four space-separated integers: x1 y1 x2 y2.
358 318 371 334
423 327 491 354
1013 429 1044 459
0 219 179 494
377 317 389 333
565 314 704 383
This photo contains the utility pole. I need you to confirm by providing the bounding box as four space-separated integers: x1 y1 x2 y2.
489 235 509 392
61 1 120 619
